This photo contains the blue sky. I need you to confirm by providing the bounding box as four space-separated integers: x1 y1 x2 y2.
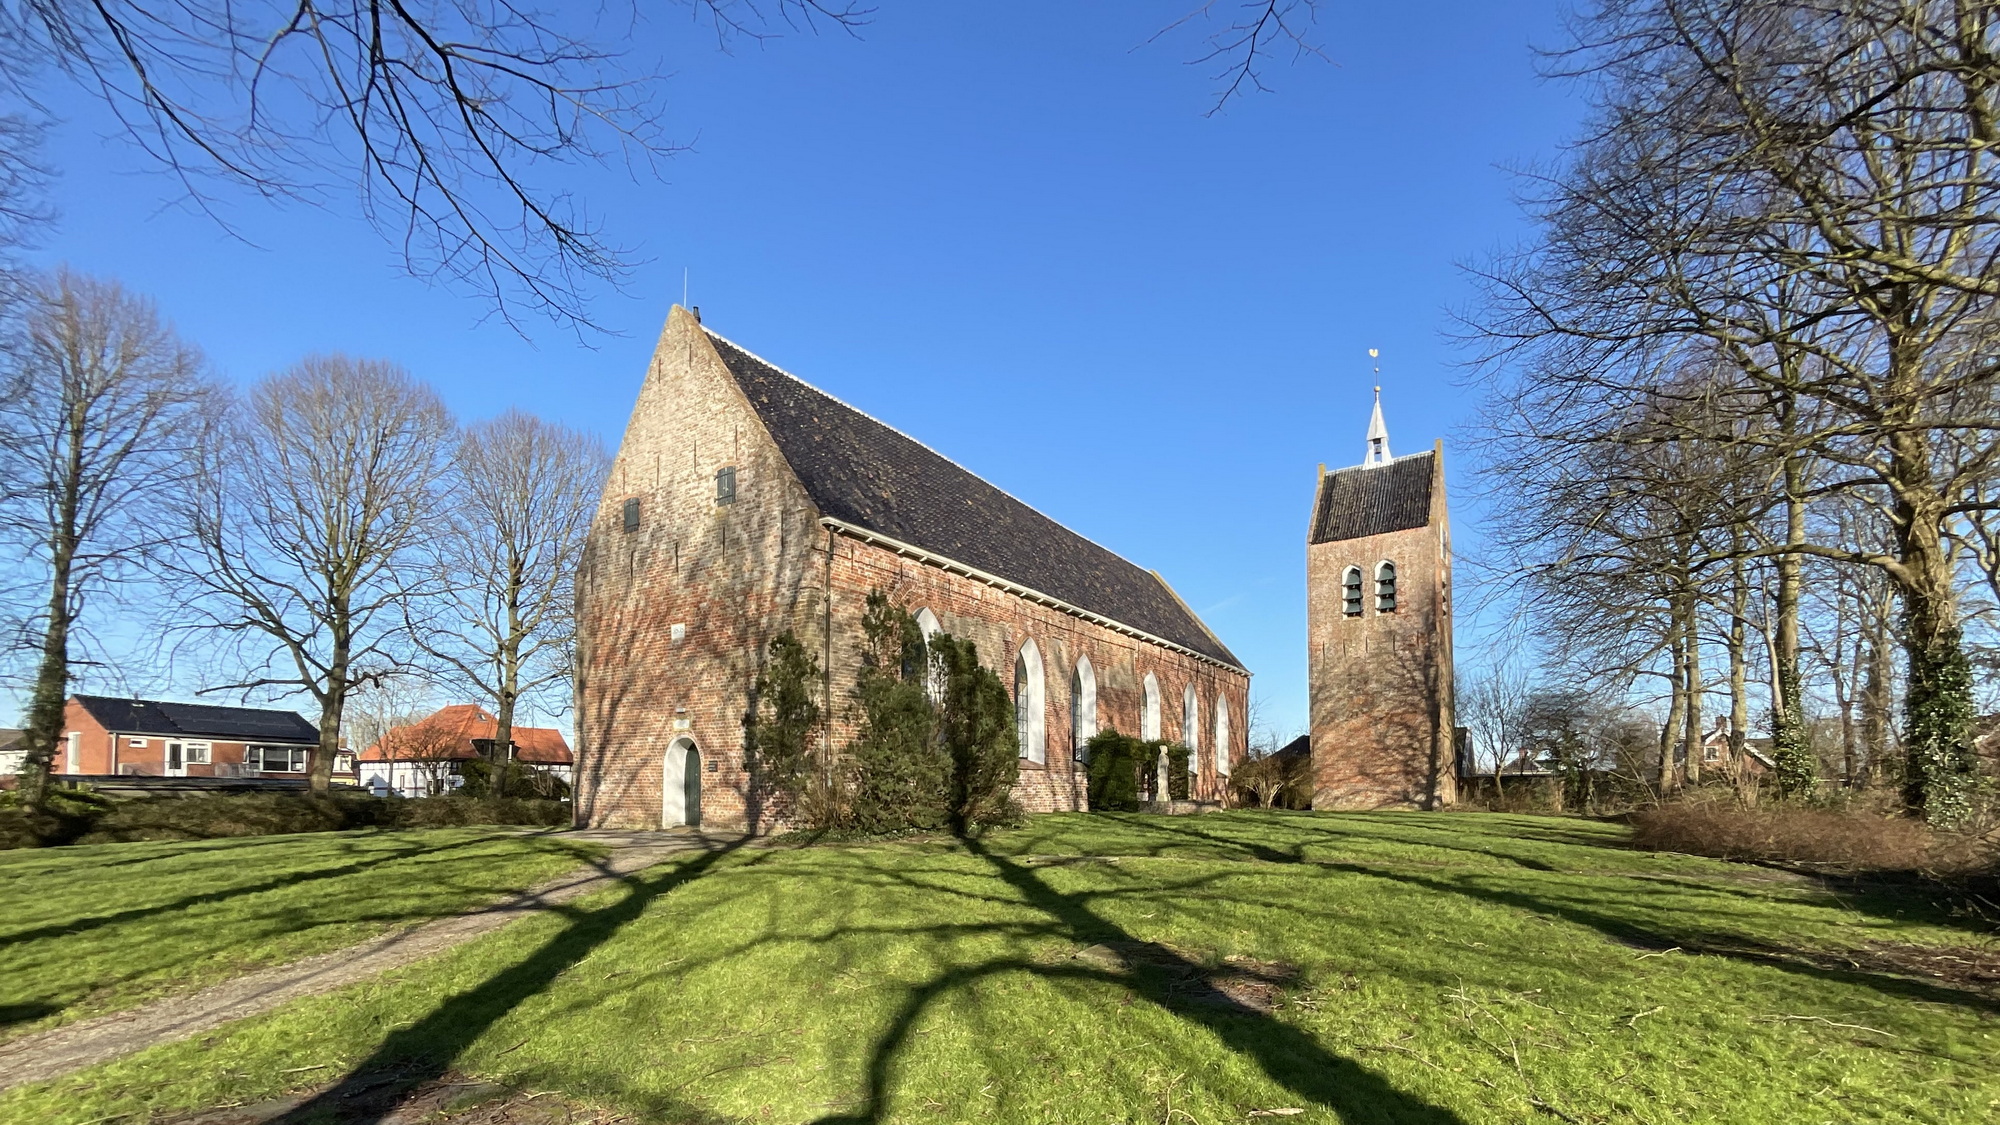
26 2 1584 738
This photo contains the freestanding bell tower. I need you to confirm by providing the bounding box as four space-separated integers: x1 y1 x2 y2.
1304 389 1456 809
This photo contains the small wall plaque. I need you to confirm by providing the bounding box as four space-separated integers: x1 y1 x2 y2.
670 623 687 643
672 718 691 732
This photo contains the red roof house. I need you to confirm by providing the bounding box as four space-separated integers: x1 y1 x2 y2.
357 705 572 797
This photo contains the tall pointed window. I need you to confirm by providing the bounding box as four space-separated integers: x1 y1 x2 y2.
1015 639 1046 764
1071 656 1097 760
1375 561 1398 613
1342 566 1364 617
1213 694 1231 776
1141 673 1161 741
715 466 737 505
914 608 943 700
1182 684 1200 777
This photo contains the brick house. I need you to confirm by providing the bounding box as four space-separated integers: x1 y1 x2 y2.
356 704 575 797
576 306 1251 832
54 695 346 779
1304 392 1457 809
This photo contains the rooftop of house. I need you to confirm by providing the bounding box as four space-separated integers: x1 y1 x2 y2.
705 328 1243 670
1309 452 1436 544
358 705 573 765
71 695 320 744
0 728 22 752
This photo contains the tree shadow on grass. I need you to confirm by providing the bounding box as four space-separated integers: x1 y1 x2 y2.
810 835 1470 1125
1314 860 2000 1016
270 839 749 1125
0 835 541 950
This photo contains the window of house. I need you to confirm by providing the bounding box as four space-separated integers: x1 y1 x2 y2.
1213 694 1230 776
65 731 78 770
1375 561 1398 613
1141 673 1161 741
250 745 309 773
1071 656 1097 760
1014 639 1046 764
715 466 737 505
127 737 148 747
185 742 212 764
1342 566 1364 617
622 497 640 532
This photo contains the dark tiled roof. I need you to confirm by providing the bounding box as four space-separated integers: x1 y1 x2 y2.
707 332 1243 669
1309 453 1435 544
73 696 320 743
0 728 22 751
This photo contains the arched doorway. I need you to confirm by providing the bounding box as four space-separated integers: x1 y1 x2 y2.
663 739 702 828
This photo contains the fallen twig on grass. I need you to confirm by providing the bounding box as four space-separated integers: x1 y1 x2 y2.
1625 1006 1664 1029
1752 1015 1897 1038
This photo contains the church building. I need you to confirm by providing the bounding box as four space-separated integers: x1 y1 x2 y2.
1304 392 1457 809
574 306 1250 831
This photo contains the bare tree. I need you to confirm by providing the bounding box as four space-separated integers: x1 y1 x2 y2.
0 2 868 330
1469 0 2000 824
344 671 434 762
0 269 209 807
417 410 605 791
1460 661 1533 790
169 355 452 792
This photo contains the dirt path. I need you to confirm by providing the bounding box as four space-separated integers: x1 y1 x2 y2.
0 829 742 1093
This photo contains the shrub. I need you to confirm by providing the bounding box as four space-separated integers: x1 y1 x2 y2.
1083 732 1181 810
458 759 572 801
1085 730 1146 811
0 790 570 849
1627 800 1979 873
748 630 823 818
845 592 1019 835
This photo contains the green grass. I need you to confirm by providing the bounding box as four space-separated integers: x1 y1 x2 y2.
0 827 603 1040
3 812 1995 1124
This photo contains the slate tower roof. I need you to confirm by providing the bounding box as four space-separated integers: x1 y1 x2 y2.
1309 452 1437 544
705 330 1243 670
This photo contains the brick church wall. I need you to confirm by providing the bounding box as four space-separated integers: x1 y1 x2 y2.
1305 454 1457 809
576 307 1248 832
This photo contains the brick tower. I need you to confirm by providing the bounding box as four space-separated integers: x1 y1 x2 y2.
1304 391 1456 809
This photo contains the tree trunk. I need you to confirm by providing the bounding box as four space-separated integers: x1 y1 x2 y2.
1658 612 1686 794
1771 451 1813 798
1897 509 1975 826
16 407 87 812
1683 593 1703 786
1727 558 1749 780
1860 604 1891 784
17 549 76 810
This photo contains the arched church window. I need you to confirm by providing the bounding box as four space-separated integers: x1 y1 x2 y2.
621 498 640 533
1182 684 1200 777
1342 566 1364 617
914 608 943 699
1015 639 1046 764
715 466 737 505
1376 561 1398 613
1213 694 1231 776
1141 673 1161 741
1072 656 1097 760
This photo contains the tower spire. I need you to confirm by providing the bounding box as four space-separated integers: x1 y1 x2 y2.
1364 354 1391 467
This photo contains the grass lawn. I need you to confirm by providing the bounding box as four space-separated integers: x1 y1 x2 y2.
2 811 1994 1124
0 827 603 1041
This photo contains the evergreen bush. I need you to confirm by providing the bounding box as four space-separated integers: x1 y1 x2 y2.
748 629 823 819
1084 730 1145 811
846 592 1019 834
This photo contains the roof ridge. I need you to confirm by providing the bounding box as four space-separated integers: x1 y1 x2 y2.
1148 570 1234 659
700 326 1166 576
